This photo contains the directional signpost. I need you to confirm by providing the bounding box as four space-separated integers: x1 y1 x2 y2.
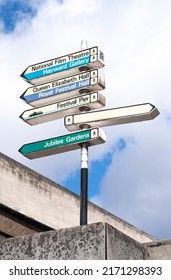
19 43 160 227
19 127 106 159
20 92 106 126
20 69 105 107
21 46 104 85
64 103 159 131
19 44 106 226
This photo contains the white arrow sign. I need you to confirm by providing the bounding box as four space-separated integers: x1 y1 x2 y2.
20 92 106 126
64 103 160 131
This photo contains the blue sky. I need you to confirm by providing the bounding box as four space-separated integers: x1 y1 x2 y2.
63 138 126 197
0 0 171 240
0 1 36 32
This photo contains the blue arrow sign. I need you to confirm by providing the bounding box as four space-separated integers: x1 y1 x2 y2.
22 57 91 81
21 46 105 85
20 69 105 107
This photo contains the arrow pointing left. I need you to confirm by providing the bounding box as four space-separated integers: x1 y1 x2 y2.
20 92 106 126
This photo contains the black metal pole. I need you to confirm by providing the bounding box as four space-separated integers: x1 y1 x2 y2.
79 41 89 226
80 143 89 225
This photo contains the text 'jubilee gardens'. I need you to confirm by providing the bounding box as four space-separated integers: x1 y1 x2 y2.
43 132 90 148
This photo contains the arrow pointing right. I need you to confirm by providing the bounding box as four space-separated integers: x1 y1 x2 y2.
64 103 160 131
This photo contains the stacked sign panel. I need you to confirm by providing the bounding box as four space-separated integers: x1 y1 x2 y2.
19 45 159 160
19 46 106 159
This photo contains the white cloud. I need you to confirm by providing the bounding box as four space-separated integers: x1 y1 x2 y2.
91 117 171 239
0 0 171 238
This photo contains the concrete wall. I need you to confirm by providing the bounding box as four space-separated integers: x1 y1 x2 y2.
0 152 155 243
0 223 144 260
106 224 144 260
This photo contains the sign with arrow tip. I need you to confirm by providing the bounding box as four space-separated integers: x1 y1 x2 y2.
18 127 106 159
20 92 106 126
20 69 105 107
64 103 160 131
21 46 104 85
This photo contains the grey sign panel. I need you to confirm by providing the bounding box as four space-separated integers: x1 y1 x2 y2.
64 103 160 131
20 92 106 126
19 127 106 159
20 69 105 107
21 46 105 85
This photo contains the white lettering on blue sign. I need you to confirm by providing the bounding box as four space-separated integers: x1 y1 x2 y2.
24 57 90 80
25 79 91 102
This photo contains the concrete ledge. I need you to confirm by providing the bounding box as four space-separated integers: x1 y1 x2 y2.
0 222 145 260
0 223 106 260
144 239 171 260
